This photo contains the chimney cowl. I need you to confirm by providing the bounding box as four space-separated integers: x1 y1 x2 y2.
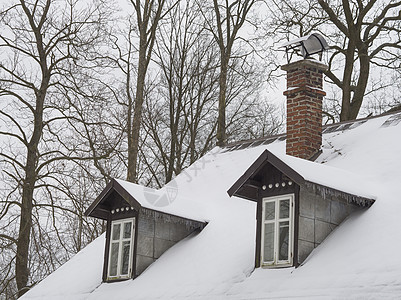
282 33 329 63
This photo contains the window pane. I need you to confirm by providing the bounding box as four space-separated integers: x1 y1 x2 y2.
263 223 274 262
109 242 119 276
112 223 121 241
279 200 290 219
121 241 131 275
278 221 289 261
123 222 132 239
264 201 275 220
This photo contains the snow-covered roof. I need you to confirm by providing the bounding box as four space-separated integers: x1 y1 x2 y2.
22 111 401 299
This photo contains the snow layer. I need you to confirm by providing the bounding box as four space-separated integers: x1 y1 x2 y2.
115 178 208 223
20 234 105 300
273 151 377 201
22 112 401 299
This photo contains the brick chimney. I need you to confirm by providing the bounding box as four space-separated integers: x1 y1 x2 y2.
281 59 328 159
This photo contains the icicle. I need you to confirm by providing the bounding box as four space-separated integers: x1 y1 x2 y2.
140 207 204 229
304 181 374 208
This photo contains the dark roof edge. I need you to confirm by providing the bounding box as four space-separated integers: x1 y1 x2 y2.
222 110 401 149
112 179 142 210
223 133 286 149
84 179 115 217
227 150 269 197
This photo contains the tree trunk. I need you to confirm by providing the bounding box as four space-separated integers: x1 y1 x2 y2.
216 55 229 146
127 32 147 183
16 174 34 297
166 100 177 183
349 47 370 119
16 90 45 296
340 40 356 121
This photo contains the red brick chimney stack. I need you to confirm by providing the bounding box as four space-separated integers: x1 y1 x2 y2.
281 59 328 159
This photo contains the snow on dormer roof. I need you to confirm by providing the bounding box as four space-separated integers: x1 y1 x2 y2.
228 149 376 207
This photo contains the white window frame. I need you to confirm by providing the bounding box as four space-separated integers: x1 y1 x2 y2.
107 217 135 280
261 194 295 267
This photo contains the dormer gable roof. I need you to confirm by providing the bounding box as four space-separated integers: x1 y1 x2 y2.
85 178 206 223
228 149 376 207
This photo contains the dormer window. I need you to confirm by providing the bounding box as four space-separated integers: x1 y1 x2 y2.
228 150 375 268
108 218 136 280
261 194 294 267
84 179 206 282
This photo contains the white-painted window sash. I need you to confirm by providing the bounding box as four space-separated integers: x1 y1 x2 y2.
107 217 135 280
261 194 294 267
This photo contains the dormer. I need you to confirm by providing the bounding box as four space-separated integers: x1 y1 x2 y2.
85 179 206 281
228 150 375 268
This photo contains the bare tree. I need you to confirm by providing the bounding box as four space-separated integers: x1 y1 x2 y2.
140 0 282 186
199 0 258 146
0 0 113 296
146 0 219 184
268 0 401 121
319 0 401 120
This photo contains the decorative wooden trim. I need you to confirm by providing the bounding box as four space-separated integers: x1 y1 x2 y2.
112 180 142 211
227 150 305 197
85 179 142 219
85 180 115 218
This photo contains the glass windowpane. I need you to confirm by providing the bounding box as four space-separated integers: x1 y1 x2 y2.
112 224 121 241
123 222 132 239
264 201 275 220
121 241 131 275
278 221 289 261
279 200 290 219
109 243 119 276
263 223 275 262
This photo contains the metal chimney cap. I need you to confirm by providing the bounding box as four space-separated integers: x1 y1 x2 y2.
282 33 329 63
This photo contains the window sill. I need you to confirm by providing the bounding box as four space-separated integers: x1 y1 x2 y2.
261 263 293 269
105 276 133 283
